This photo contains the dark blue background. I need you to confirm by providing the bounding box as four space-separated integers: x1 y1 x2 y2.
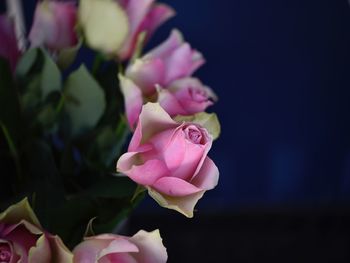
9 0 350 211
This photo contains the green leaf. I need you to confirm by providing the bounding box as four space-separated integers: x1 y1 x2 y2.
175 112 221 140
15 48 39 78
40 49 61 98
57 41 82 70
64 65 106 136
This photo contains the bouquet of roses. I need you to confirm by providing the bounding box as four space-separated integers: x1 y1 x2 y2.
0 0 221 262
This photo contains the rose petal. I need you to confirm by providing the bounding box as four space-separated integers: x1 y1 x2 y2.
129 230 167 263
0 15 20 71
147 187 205 218
126 58 165 95
119 75 143 129
147 29 183 60
191 157 219 190
157 88 187 116
126 159 170 186
139 3 175 40
152 177 203 196
136 103 177 145
28 235 51 263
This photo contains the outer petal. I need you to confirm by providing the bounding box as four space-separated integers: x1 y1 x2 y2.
163 43 193 84
119 75 143 129
190 157 219 191
121 158 170 186
126 58 165 95
28 235 51 263
129 230 167 263
157 88 187 116
0 198 41 228
138 4 175 40
117 0 153 59
73 238 111 263
47 235 74 263
134 103 177 145
147 187 205 218
0 15 20 71
152 177 203 196
147 29 183 60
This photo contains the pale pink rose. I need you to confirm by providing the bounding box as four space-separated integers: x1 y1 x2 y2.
0 198 73 263
121 30 208 128
73 229 167 263
117 0 175 60
0 15 20 71
117 103 219 217
157 78 217 117
29 1 78 50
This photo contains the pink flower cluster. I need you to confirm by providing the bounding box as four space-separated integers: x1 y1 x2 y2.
0 199 167 263
0 0 221 261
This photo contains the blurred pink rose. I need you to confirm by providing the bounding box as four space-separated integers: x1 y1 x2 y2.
73 229 167 263
117 103 219 217
121 30 209 128
0 15 20 71
0 198 73 263
157 78 217 117
29 1 78 50
117 0 175 60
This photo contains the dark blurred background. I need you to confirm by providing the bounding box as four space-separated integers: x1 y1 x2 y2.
6 0 350 261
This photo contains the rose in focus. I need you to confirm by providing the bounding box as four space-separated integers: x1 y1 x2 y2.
0 198 73 263
73 229 167 263
117 103 220 217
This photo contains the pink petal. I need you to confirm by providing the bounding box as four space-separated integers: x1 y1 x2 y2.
147 29 183 60
0 15 20 71
118 0 154 59
191 157 219 190
163 43 194 84
136 103 178 144
157 88 187 117
126 58 166 95
189 49 205 75
126 159 170 186
129 230 167 263
139 3 175 39
119 75 143 129
152 177 202 197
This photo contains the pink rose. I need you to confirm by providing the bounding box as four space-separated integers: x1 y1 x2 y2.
121 30 208 128
0 15 21 71
157 77 217 117
29 1 78 51
0 198 73 263
117 103 219 217
116 0 175 60
73 229 167 263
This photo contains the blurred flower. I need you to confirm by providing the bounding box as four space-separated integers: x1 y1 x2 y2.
0 15 21 71
157 78 217 117
0 198 73 263
117 103 219 217
73 229 167 263
78 0 129 56
121 29 210 128
29 0 78 51
116 0 175 60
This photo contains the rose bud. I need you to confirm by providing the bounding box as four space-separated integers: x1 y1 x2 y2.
117 103 220 217
73 229 167 263
29 0 78 51
0 198 73 263
157 77 218 117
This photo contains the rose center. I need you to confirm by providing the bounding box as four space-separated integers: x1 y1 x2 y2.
0 243 11 263
188 128 202 144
